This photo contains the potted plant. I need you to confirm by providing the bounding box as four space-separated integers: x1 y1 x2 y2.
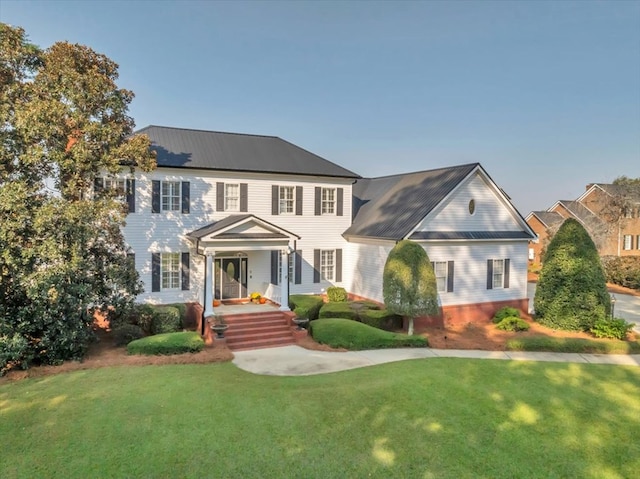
250 292 261 304
208 315 228 339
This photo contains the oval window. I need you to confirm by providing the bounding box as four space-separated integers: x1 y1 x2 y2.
469 199 476 215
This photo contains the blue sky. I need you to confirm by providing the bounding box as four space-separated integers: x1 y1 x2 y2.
2 0 639 214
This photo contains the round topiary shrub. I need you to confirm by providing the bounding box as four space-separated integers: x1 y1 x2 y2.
534 218 610 331
496 317 530 332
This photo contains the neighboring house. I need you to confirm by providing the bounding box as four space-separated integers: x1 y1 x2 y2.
527 183 640 264
110 125 536 325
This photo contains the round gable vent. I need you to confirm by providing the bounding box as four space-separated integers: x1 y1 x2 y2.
469 199 476 215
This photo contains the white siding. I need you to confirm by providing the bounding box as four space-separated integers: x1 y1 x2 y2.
123 167 352 304
346 238 529 307
416 173 523 232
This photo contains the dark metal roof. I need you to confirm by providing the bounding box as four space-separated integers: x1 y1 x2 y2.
344 163 479 240
187 214 300 240
136 125 360 179
529 211 564 228
409 231 534 240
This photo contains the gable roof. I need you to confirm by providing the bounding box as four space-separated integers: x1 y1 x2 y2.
527 211 564 228
344 163 479 240
136 125 360 179
187 214 300 241
579 183 640 204
552 200 601 227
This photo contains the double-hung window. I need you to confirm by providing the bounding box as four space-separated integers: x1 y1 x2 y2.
434 261 448 292
321 188 335 214
623 235 633 250
280 186 295 214
161 253 181 290
487 258 510 290
225 184 240 211
161 181 181 212
492 259 505 289
321 250 335 281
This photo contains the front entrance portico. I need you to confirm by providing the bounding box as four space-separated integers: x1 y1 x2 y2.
187 214 300 318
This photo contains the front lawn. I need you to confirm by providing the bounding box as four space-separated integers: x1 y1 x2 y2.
2 360 639 478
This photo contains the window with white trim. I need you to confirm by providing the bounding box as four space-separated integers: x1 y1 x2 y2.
321 187 336 214
279 186 295 214
161 181 181 211
433 261 448 293
225 184 239 211
161 253 181 290
321 250 335 281
103 178 126 196
623 235 632 250
492 259 505 289
276 252 295 283
637 235 640 250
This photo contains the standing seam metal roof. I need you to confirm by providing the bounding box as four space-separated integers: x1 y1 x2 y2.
344 163 479 240
136 125 360 179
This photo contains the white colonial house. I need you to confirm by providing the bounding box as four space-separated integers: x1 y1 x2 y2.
110 125 535 329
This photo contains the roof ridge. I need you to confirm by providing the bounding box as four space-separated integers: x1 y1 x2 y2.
363 162 479 180
138 124 280 140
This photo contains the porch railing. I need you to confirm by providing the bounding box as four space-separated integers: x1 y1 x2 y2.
264 283 281 305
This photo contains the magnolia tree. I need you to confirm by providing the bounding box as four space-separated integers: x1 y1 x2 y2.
0 24 156 374
383 240 439 335
534 218 610 331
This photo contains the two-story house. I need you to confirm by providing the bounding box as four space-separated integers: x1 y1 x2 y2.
527 183 640 264
112 126 536 327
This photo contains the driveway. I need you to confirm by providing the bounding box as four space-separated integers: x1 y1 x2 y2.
527 282 640 333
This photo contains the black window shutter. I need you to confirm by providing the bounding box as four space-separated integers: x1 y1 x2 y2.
447 261 454 293
337 188 344 216
336 249 342 282
271 250 279 285
315 187 321 216
313 249 321 283
295 186 303 215
94 177 103 197
486 259 493 290
295 250 302 285
152 253 161 292
504 259 510 289
126 179 135 213
152 180 160 213
272 185 279 215
216 182 224 211
181 181 190 214
181 252 190 290
240 183 248 212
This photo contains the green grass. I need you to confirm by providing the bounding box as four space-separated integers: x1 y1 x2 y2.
1 360 639 478
127 331 204 355
311 318 427 349
507 336 640 354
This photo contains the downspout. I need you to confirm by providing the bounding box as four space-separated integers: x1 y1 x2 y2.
194 238 207 335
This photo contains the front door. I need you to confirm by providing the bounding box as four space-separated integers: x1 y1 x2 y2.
216 258 248 299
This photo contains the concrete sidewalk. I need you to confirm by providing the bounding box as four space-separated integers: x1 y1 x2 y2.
232 345 640 376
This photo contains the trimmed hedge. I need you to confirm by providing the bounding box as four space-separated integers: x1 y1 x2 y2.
359 309 403 331
127 332 204 356
495 317 530 332
310 318 428 350
318 301 401 331
327 286 348 302
506 336 640 354
319 302 358 320
112 324 145 346
166 303 188 328
150 306 182 335
289 295 324 320
601 256 640 290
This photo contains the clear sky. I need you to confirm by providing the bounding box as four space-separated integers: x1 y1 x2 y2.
2 0 639 215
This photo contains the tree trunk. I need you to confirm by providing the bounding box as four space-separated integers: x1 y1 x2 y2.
408 317 414 336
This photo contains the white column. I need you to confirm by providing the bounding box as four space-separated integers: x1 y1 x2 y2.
203 252 215 318
279 248 290 311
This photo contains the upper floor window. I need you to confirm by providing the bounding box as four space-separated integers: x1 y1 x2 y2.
280 186 295 214
322 188 336 214
94 177 135 212
162 181 181 211
225 184 240 211
623 235 633 250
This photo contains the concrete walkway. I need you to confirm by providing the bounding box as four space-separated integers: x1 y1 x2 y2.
232 345 640 376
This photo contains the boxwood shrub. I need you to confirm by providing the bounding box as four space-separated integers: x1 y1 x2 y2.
112 324 145 346
289 295 324 320
590 318 633 340
150 306 181 334
360 309 403 331
127 332 204 356
166 303 188 328
310 318 427 350
326 286 348 302
495 317 530 332
319 302 357 320
492 306 521 324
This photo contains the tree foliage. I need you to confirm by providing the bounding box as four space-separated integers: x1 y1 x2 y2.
0 24 156 374
383 240 439 335
534 218 610 331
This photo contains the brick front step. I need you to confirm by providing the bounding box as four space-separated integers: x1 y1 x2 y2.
222 311 295 351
